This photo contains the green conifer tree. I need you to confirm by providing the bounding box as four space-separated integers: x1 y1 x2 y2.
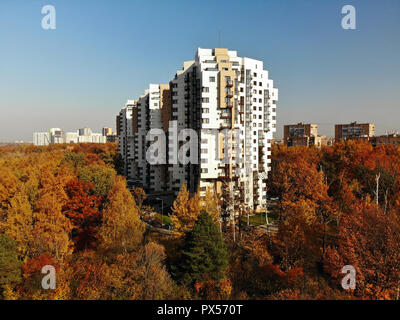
175 210 228 286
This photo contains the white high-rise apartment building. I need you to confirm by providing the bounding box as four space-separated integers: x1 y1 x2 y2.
117 85 171 191
33 132 50 146
117 100 136 177
117 48 277 212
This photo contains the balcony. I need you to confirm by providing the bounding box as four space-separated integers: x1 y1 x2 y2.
226 80 233 87
225 90 233 98
226 101 233 108
219 123 232 130
220 112 231 119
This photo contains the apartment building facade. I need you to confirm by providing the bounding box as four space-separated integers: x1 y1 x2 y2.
33 132 50 146
335 122 375 142
283 123 329 147
117 100 136 178
117 48 278 212
373 133 400 147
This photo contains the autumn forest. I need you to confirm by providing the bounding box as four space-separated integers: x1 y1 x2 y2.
1 141 400 300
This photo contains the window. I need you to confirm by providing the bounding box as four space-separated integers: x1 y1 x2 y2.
253 115 257 119
172 83 178 88
253 81 257 85
201 168 208 173
202 97 209 103
202 118 209 124
259 115 262 119
253 72 257 77
210 76 215 82
202 87 209 92
240 87 244 92
172 99 178 104
201 149 208 154
172 92 177 96
201 158 208 164
259 83 262 86
259 90 262 94
202 108 209 113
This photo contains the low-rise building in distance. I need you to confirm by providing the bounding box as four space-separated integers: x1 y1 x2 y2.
33 127 108 146
283 123 328 147
335 122 375 142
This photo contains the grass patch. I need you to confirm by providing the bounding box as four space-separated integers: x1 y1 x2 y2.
154 213 173 226
240 211 278 226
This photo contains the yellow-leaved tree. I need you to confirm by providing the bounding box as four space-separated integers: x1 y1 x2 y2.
2 188 34 261
99 176 145 254
200 188 221 222
171 185 220 235
32 170 73 263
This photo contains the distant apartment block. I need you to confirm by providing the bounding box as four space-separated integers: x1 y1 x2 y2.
117 48 278 212
102 127 113 136
335 122 375 142
33 127 108 146
102 127 117 143
284 123 328 147
50 128 64 144
33 132 50 146
374 133 400 147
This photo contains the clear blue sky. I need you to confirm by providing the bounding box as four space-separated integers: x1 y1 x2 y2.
0 0 399 141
